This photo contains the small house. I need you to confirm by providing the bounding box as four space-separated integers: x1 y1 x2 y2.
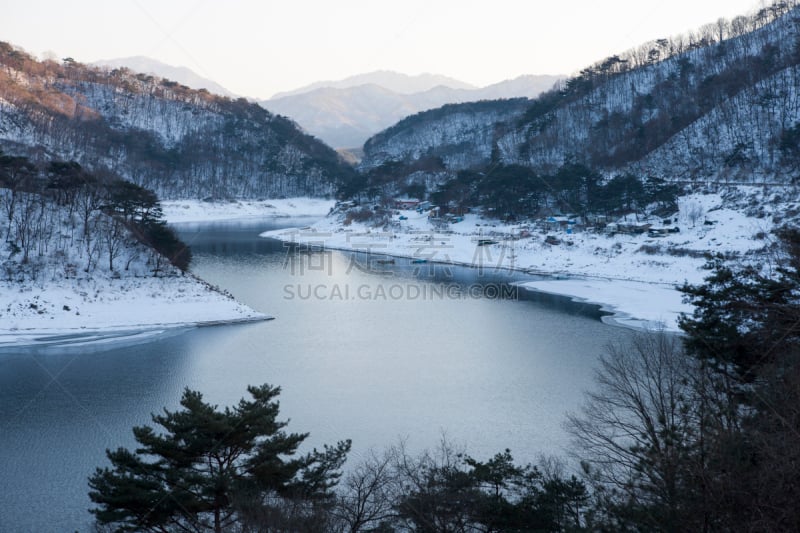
394 198 420 210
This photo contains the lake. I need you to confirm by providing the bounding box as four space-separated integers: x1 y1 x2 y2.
0 218 625 532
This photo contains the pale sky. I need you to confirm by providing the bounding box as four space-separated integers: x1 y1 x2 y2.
2 0 765 99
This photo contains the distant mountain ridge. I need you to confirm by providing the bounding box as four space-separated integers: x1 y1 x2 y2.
262 73 564 149
0 45 356 200
270 70 478 99
93 56 237 98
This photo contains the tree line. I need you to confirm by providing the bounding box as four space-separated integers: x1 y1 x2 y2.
354 159 681 220
89 228 800 531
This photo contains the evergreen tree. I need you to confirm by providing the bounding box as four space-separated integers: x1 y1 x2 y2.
395 445 589 532
677 228 800 530
679 227 800 385
88 384 351 533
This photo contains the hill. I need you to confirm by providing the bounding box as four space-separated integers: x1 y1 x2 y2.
359 2 800 189
269 70 477 99
0 154 265 345
0 44 357 200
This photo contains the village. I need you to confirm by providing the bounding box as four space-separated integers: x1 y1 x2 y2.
260 187 774 331
332 195 692 245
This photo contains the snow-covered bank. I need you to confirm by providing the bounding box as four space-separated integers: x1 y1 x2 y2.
520 279 692 331
162 198 336 224
0 184 276 348
260 190 777 332
0 274 271 348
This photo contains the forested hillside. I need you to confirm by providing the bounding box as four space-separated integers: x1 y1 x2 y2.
0 44 357 200
361 1 800 189
362 99 531 170
0 152 189 281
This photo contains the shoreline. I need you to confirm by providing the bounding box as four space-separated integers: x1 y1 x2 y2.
0 315 272 350
0 270 272 349
517 280 689 333
166 194 763 334
260 224 697 332
255 189 773 332
1 198 335 349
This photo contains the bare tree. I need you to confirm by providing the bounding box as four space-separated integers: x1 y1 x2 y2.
566 331 701 531
99 216 125 272
684 201 705 228
332 448 398 532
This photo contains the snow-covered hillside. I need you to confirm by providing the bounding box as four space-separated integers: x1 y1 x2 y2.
362 99 531 170
632 64 800 180
361 2 800 184
0 172 267 347
0 43 356 200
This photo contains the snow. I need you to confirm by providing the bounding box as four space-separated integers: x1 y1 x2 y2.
0 273 270 348
0 196 336 348
260 190 778 332
161 198 336 224
0 189 276 348
521 279 692 331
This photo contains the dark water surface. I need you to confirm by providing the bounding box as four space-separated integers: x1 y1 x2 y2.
0 218 624 532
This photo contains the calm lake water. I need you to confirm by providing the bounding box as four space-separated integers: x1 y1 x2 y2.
0 218 625 532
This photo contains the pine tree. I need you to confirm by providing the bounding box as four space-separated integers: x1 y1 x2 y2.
677 227 800 530
679 227 800 385
88 384 350 533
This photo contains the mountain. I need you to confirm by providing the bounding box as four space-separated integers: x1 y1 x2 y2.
93 56 237 98
363 98 533 170
359 2 800 187
262 74 563 149
0 44 357 200
270 70 477 99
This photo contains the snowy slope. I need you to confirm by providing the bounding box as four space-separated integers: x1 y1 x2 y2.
0 273 268 347
362 100 531 170
0 187 269 347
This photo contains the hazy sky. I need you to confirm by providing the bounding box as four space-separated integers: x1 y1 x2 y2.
2 0 764 98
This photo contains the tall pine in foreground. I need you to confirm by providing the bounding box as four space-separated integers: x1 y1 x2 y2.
88 384 351 533
678 227 800 531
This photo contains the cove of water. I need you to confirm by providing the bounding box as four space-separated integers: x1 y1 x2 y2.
0 218 625 532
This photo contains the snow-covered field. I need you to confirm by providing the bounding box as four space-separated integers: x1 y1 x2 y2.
0 273 269 348
261 190 779 331
161 198 336 224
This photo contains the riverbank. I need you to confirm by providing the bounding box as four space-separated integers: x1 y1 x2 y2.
0 198 336 348
0 273 271 348
259 192 771 331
